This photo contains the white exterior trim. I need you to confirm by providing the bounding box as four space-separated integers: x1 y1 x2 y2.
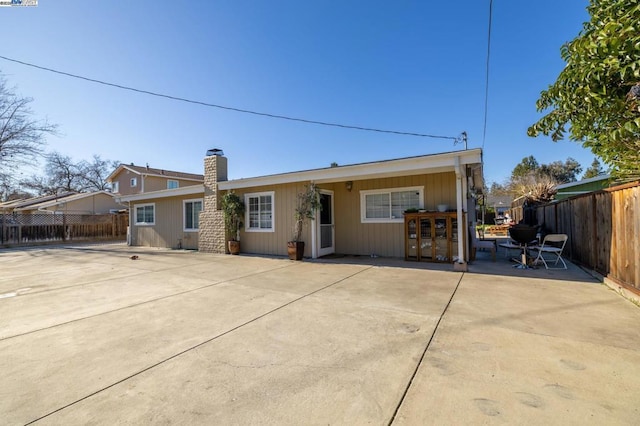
219 149 482 190
360 186 424 223
244 191 275 233
134 203 155 226
183 198 203 232
117 185 204 203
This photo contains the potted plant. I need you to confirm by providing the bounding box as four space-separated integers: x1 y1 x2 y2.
221 191 245 255
287 183 322 260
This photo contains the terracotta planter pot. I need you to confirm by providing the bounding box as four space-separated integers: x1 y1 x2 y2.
287 241 305 260
228 240 241 255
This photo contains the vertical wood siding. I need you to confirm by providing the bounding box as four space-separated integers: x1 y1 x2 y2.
133 194 201 249
230 172 456 258
143 176 202 193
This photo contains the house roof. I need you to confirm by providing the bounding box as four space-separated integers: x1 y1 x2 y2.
485 195 512 207
555 174 611 190
106 164 204 183
114 149 483 202
219 148 483 190
116 184 205 203
14 191 117 211
0 192 77 210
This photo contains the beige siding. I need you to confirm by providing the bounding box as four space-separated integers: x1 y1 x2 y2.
112 172 201 196
142 176 202 192
45 193 121 214
227 172 457 258
231 183 308 257
332 172 456 257
130 194 202 250
112 172 142 196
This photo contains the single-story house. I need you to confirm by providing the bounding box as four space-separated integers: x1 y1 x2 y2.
0 191 121 215
118 149 484 264
107 163 204 196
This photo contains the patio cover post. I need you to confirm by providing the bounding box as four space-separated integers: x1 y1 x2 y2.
454 156 467 270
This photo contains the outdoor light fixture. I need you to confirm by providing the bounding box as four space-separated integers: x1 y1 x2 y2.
345 181 353 192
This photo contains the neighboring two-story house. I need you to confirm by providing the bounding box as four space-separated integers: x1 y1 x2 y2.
107 164 204 196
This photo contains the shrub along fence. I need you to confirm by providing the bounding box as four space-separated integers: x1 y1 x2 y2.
0 213 128 246
512 181 639 294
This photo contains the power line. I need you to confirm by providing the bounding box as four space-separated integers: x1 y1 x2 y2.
0 54 461 141
482 0 493 149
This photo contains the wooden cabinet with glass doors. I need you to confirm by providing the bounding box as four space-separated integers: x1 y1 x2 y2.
404 212 461 263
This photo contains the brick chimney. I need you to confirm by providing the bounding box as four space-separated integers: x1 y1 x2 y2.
198 152 227 253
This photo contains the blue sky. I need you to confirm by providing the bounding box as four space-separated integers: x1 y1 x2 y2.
1 0 593 186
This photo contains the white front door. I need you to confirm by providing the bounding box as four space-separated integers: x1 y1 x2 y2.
317 190 335 257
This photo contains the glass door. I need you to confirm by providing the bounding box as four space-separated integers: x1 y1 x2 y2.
434 216 448 261
420 217 433 260
406 218 418 259
317 191 335 257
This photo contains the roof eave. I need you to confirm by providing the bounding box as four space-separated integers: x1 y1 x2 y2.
116 184 205 203
219 149 482 190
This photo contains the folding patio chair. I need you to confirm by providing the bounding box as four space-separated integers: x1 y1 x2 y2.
469 225 496 261
529 234 568 269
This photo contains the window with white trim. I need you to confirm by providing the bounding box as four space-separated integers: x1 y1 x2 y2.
167 180 179 189
360 186 423 223
245 191 274 232
134 203 155 225
183 199 203 231
112 181 119 193
130 177 137 187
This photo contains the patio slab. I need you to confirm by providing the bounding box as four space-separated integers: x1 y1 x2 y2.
0 243 638 425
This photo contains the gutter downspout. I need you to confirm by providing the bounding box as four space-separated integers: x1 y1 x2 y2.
454 156 468 271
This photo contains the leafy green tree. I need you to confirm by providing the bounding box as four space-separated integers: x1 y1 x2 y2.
511 156 539 180
538 157 582 183
510 156 581 185
583 158 605 178
527 0 640 180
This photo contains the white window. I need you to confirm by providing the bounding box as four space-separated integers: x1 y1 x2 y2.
167 180 179 189
183 199 203 231
245 191 274 232
360 186 423 223
112 181 119 193
130 177 137 187
134 203 155 225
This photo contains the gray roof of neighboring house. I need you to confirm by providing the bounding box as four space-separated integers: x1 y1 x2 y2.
485 195 512 207
107 164 204 182
13 191 116 211
0 192 77 210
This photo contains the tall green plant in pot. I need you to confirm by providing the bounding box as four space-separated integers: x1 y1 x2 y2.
288 183 322 260
221 191 245 255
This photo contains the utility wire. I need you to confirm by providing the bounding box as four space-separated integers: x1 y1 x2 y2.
482 0 493 149
0 54 460 141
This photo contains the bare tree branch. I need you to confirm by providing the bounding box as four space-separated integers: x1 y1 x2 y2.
0 73 57 172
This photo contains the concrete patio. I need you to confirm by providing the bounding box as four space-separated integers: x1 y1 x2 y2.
1 243 638 424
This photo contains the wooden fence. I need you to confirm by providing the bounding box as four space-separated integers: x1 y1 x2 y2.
513 182 639 293
0 213 128 246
